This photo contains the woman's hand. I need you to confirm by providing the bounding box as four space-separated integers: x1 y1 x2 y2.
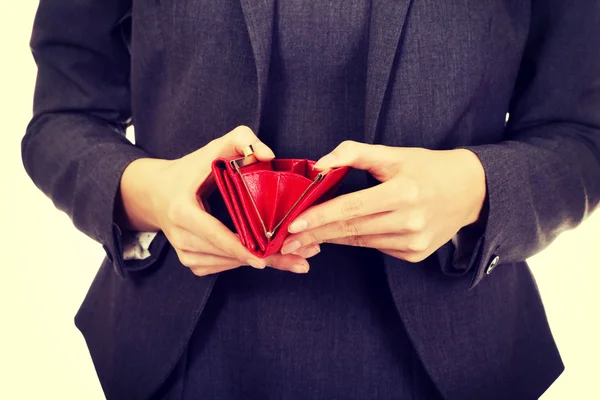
281 141 487 262
117 126 313 276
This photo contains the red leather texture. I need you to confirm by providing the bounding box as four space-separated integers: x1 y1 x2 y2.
211 158 349 257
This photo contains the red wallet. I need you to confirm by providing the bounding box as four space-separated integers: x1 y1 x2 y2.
211 146 349 257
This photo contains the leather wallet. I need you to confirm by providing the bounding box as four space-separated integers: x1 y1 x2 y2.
211 145 349 257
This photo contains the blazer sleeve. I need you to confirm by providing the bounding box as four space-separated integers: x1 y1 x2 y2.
22 0 165 277
452 0 600 289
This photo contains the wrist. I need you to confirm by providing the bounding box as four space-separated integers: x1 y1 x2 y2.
116 157 172 231
455 149 487 227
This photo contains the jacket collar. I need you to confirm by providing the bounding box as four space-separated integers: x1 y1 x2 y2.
364 0 414 144
239 0 415 144
239 0 276 133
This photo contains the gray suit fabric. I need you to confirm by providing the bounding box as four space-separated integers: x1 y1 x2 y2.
22 0 600 399
153 2 443 398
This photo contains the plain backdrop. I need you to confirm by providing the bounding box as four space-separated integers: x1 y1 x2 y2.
1 2 599 399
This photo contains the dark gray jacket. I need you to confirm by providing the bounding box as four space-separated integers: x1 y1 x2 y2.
22 0 600 399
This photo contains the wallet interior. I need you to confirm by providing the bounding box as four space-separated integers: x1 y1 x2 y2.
214 159 326 253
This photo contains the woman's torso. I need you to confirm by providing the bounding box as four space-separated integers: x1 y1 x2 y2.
166 1 440 398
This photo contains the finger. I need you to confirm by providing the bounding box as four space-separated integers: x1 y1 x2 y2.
322 233 429 254
174 205 265 267
379 248 432 264
313 141 396 176
168 226 232 256
176 249 243 269
287 181 403 233
188 264 239 276
290 244 321 259
247 140 277 162
264 253 310 274
220 125 275 160
284 211 410 252
188 259 248 276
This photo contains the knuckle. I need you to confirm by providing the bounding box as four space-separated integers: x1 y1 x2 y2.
340 220 360 238
403 251 426 263
351 235 367 247
391 177 406 195
232 125 255 142
191 266 210 277
406 211 426 232
402 181 421 205
169 230 184 249
265 255 284 269
338 140 355 151
387 183 404 208
378 163 398 182
341 197 363 219
225 243 245 259
234 125 253 134
313 211 328 229
177 252 195 268
407 236 430 252
305 230 320 245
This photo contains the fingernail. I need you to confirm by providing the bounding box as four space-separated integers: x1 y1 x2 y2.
299 245 320 259
288 219 307 233
314 154 336 169
291 263 310 274
247 259 265 269
281 240 301 255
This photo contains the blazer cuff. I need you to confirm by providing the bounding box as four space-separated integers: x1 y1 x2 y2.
96 148 167 277
436 220 488 283
105 227 168 276
452 144 513 289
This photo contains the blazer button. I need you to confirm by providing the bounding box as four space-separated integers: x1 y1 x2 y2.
485 255 500 275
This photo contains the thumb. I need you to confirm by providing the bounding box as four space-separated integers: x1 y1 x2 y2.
222 125 275 160
314 141 395 173
203 125 275 161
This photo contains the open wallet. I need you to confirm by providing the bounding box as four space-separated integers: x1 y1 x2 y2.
211 145 349 257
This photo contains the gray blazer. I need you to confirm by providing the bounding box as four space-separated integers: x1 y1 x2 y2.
22 0 600 399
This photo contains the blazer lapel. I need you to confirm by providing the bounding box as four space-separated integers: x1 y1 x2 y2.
239 0 276 132
364 0 414 144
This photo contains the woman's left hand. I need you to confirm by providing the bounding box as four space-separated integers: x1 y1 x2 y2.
281 141 487 262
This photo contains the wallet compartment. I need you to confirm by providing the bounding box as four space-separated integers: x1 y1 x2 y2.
211 157 349 258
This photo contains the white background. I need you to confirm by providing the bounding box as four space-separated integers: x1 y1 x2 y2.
1 2 599 399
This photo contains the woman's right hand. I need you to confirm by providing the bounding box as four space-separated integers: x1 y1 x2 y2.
117 126 316 276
